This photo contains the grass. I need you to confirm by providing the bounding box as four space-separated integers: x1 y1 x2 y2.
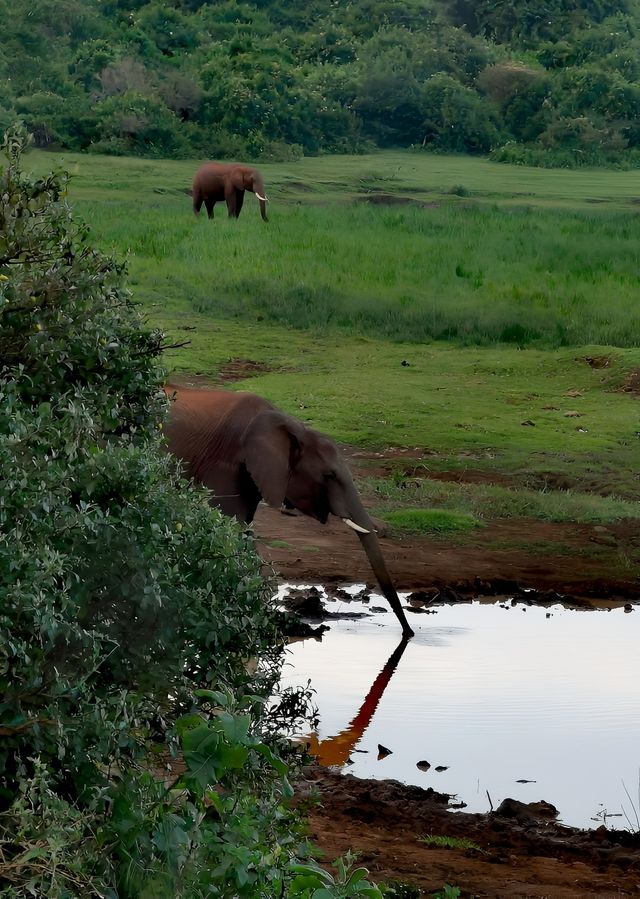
418 834 483 853
23 148 640 348
266 539 294 550
381 509 480 535
17 147 640 538
369 478 640 525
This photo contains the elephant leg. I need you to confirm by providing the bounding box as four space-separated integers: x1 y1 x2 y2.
225 188 238 218
204 198 215 219
234 188 245 218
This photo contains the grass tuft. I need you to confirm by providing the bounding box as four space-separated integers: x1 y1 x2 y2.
382 509 481 535
418 835 483 852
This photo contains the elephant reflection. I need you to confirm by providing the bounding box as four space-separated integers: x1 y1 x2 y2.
163 386 413 637
305 637 410 766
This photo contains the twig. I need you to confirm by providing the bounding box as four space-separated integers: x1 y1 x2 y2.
486 789 494 811
160 339 191 352
621 773 640 832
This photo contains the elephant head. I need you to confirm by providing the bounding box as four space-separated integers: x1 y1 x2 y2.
164 388 414 637
240 408 414 637
231 167 268 221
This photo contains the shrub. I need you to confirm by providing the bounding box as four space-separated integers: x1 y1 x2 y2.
0 124 311 897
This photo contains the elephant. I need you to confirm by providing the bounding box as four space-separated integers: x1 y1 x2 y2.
163 387 414 637
192 162 268 222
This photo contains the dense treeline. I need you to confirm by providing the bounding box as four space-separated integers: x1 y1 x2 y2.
2 0 640 166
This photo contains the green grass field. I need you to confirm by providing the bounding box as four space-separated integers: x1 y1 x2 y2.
23 148 640 535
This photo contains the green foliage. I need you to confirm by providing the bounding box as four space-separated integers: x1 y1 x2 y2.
430 887 461 899
289 852 384 898
3 0 640 163
0 125 323 897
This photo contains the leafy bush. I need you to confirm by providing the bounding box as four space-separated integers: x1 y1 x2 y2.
0 124 319 896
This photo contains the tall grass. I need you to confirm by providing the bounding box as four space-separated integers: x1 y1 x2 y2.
22 147 640 348
79 199 640 347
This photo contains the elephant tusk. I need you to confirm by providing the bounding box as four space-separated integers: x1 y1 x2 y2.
342 517 370 534
255 192 268 202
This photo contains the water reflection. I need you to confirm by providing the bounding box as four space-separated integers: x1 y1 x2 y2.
280 591 640 830
305 636 410 766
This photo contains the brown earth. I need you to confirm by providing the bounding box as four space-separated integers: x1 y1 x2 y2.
295 767 640 898
252 452 640 898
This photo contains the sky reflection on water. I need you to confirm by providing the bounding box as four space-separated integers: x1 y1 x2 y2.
278 590 640 830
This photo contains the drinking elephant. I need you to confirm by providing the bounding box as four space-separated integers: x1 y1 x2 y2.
192 162 268 221
163 387 414 637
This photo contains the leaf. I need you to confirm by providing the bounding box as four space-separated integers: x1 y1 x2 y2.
175 713 203 736
194 688 228 707
254 742 288 775
216 743 249 771
345 867 371 887
218 710 251 744
182 722 219 754
289 873 327 892
17 848 48 863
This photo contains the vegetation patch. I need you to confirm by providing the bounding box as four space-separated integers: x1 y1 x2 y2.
382 509 481 535
5 1 640 170
419 835 484 853
371 478 640 526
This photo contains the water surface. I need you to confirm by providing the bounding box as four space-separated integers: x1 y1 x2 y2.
278 588 640 830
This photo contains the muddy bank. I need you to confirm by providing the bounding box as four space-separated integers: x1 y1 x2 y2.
256 503 640 603
296 767 640 898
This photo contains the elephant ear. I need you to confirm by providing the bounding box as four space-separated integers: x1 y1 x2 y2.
242 410 306 508
230 168 248 190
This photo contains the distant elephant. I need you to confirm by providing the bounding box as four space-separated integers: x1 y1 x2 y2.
192 162 268 221
164 387 414 637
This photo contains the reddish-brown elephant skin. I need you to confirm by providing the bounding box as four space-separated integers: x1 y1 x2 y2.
163 386 413 637
192 162 268 221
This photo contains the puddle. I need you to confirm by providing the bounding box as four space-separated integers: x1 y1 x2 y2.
277 586 640 831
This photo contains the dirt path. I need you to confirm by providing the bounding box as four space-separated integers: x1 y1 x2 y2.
252 461 640 897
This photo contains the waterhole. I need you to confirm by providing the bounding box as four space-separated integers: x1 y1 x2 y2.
278 586 640 831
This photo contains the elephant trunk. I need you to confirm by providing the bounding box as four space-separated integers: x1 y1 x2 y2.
355 528 414 638
257 196 268 222
252 174 269 221
336 486 413 637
